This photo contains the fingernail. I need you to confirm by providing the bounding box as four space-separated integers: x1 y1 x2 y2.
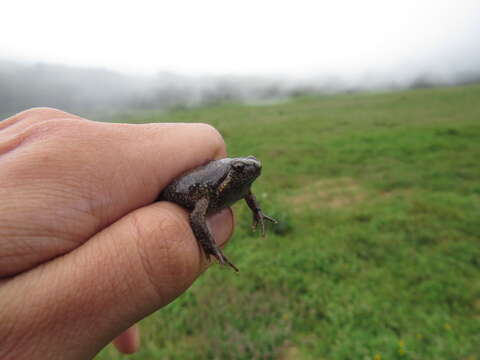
207 208 234 247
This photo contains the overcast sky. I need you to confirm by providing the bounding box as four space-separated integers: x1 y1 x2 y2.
2 0 480 78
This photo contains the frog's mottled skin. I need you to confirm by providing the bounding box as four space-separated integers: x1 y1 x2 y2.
161 156 277 271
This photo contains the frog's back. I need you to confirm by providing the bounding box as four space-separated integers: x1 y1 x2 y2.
161 159 230 210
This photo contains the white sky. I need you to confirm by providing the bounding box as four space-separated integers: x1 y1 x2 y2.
1 0 480 77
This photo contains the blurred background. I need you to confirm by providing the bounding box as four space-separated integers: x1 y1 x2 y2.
2 0 480 118
2 1 479 359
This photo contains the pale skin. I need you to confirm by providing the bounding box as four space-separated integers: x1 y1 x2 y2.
0 108 234 359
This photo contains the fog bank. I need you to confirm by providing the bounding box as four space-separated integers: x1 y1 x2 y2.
1 59 480 118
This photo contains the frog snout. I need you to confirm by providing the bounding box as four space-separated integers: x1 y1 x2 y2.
248 157 261 169
249 161 262 177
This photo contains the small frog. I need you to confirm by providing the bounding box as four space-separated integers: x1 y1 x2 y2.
161 156 277 271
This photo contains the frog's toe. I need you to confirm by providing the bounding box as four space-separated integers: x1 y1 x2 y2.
213 248 239 272
263 214 278 224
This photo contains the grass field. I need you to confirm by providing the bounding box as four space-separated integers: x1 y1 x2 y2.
97 84 480 360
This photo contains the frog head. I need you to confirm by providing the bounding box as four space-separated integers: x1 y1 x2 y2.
229 156 262 185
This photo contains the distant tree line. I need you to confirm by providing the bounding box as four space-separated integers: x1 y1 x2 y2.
1 60 479 118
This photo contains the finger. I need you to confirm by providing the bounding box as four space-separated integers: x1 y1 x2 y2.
0 111 227 276
112 324 140 354
4 115 227 223
0 203 234 359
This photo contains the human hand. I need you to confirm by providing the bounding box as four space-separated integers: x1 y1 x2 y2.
0 108 234 359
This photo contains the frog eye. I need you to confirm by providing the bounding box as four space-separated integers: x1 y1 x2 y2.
232 161 245 171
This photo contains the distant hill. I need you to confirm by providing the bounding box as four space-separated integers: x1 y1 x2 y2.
1 59 479 118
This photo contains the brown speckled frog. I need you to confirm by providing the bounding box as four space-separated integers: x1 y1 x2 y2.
161 156 277 271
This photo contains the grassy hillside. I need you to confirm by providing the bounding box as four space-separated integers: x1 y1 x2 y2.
97 85 480 360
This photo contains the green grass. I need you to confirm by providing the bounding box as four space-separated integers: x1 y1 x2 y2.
97 85 480 360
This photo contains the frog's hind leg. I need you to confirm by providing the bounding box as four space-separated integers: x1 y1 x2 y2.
190 198 239 272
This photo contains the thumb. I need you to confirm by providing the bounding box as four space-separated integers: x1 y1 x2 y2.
0 202 233 360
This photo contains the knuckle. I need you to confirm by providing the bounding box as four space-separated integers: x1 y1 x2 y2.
21 107 70 118
23 117 88 141
0 116 89 158
15 107 78 124
2 108 81 132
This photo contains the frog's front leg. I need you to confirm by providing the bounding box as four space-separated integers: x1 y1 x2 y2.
190 197 239 272
244 190 278 236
